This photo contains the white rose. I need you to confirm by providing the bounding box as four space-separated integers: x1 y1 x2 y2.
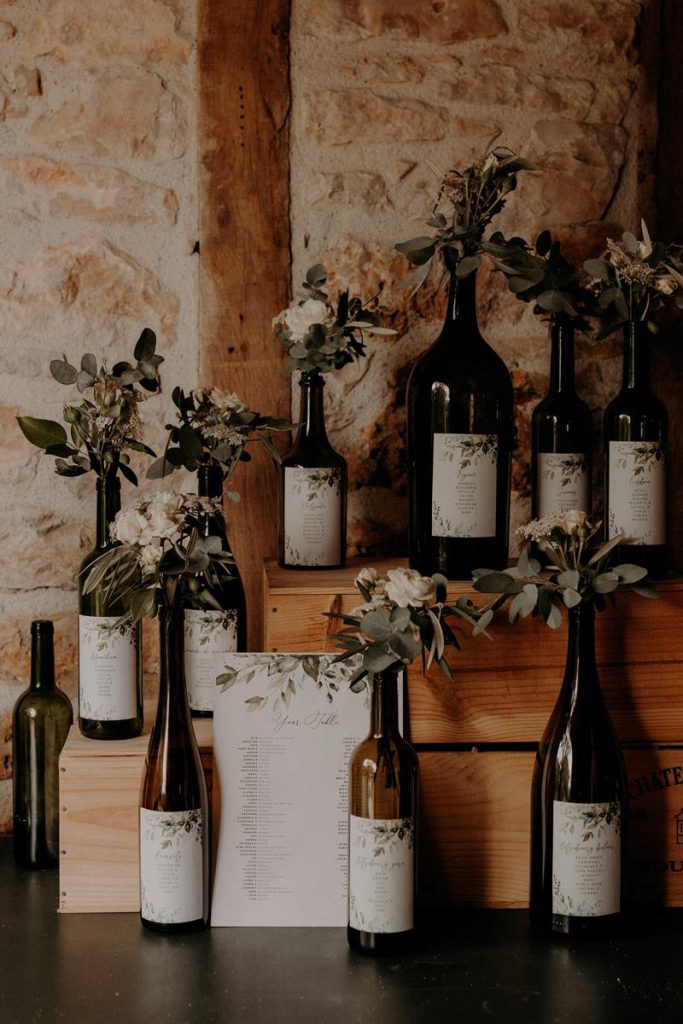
192 386 209 405
355 566 380 594
282 299 331 341
208 387 246 414
656 276 676 295
138 542 163 572
112 509 147 546
559 510 589 536
385 567 436 608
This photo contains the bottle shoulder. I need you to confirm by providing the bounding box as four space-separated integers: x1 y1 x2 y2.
282 442 346 469
410 330 512 391
605 389 668 431
14 688 73 718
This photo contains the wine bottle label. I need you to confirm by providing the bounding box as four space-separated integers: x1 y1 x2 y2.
608 441 665 544
184 608 238 712
140 808 204 925
431 433 498 538
537 453 589 518
348 815 414 933
283 466 342 565
78 615 137 721
552 800 621 917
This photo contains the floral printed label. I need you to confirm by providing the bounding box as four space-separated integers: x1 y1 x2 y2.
184 608 238 713
140 808 204 925
348 815 414 933
283 466 342 566
552 800 621 917
537 453 589 518
608 441 665 544
78 615 137 721
431 433 497 538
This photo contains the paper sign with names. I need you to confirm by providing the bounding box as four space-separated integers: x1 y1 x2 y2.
211 652 403 927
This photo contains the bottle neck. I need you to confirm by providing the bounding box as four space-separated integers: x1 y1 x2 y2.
96 477 121 549
370 670 401 738
296 371 329 444
197 461 224 501
548 318 576 394
30 624 55 692
442 269 478 336
563 603 599 698
622 321 650 392
156 600 193 729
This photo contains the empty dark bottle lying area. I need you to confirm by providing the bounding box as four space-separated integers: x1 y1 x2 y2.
604 321 667 580
407 263 513 578
532 317 593 521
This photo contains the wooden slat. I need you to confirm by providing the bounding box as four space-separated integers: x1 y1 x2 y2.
264 561 683 744
199 1 292 650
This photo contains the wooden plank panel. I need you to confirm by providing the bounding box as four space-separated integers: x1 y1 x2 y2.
265 561 683 744
199 1 292 650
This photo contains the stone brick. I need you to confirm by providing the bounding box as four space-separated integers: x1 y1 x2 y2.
1 157 179 225
303 0 507 42
304 89 449 145
0 507 90 591
0 66 41 121
0 237 179 349
0 21 16 41
24 0 191 66
524 120 627 224
29 72 188 161
517 0 642 67
311 171 391 211
0 780 10 834
340 54 425 84
0 404 40 486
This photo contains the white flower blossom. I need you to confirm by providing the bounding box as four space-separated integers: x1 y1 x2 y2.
280 298 331 341
138 543 163 572
385 567 436 608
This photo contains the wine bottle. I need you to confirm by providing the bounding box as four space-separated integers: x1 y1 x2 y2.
184 461 247 717
407 265 513 578
78 473 143 739
279 369 347 569
529 604 626 935
140 600 210 932
13 620 73 869
604 321 667 579
348 670 418 954
532 317 592 520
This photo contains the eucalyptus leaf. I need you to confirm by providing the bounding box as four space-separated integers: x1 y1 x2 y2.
17 416 68 450
134 327 157 363
594 572 620 593
612 563 648 584
557 569 581 590
562 588 582 608
49 360 78 385
81 353 98 377
473 571 521 595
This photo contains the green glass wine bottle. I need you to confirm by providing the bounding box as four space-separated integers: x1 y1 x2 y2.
13 620 73 869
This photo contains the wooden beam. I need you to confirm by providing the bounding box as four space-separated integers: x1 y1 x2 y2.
198 0 292 648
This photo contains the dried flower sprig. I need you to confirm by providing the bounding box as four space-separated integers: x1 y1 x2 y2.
17 329 163 485
147 384 291 494
327 566 486 690
473 511 656 630
273 264 395 375
395 131 535 290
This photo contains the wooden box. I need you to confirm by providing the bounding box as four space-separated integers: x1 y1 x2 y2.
59 709 212 913
264 559 683 907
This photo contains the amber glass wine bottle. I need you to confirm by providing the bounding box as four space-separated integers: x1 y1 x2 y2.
184 461 247 717
140 600 210 932
279 369 347 569
529 604 626 936
348 669 418 954
78 473 143 739
407 266 513 578
13 621 73 868
532 318 593 520
604 321 667 580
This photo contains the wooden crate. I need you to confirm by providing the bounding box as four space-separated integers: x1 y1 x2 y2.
59 708 212 913
264 559 683 907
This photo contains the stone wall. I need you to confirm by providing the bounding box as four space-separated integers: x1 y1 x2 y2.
289 0 660 556
0 0 198 829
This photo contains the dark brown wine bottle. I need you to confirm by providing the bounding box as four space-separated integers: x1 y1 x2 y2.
529 604 626 936
13 621 73 869
140 601 210 932
532 318 592 520
604 321 667 579
407 266 513 578
279 369 347 569
184 461 247 717
78 473 143 739
347 670 418 954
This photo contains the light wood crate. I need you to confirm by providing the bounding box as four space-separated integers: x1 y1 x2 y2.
264 559 683 907
59 709 212 914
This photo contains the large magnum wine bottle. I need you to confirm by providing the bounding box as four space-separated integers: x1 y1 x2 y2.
532 318 592 520
529 604 626 936
348 669 418 954
140 601 210 932
279 369 347 569
407 266 513 578
604 321 667 579
78 473 143 739
13 620 73 868
184 461 247 717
